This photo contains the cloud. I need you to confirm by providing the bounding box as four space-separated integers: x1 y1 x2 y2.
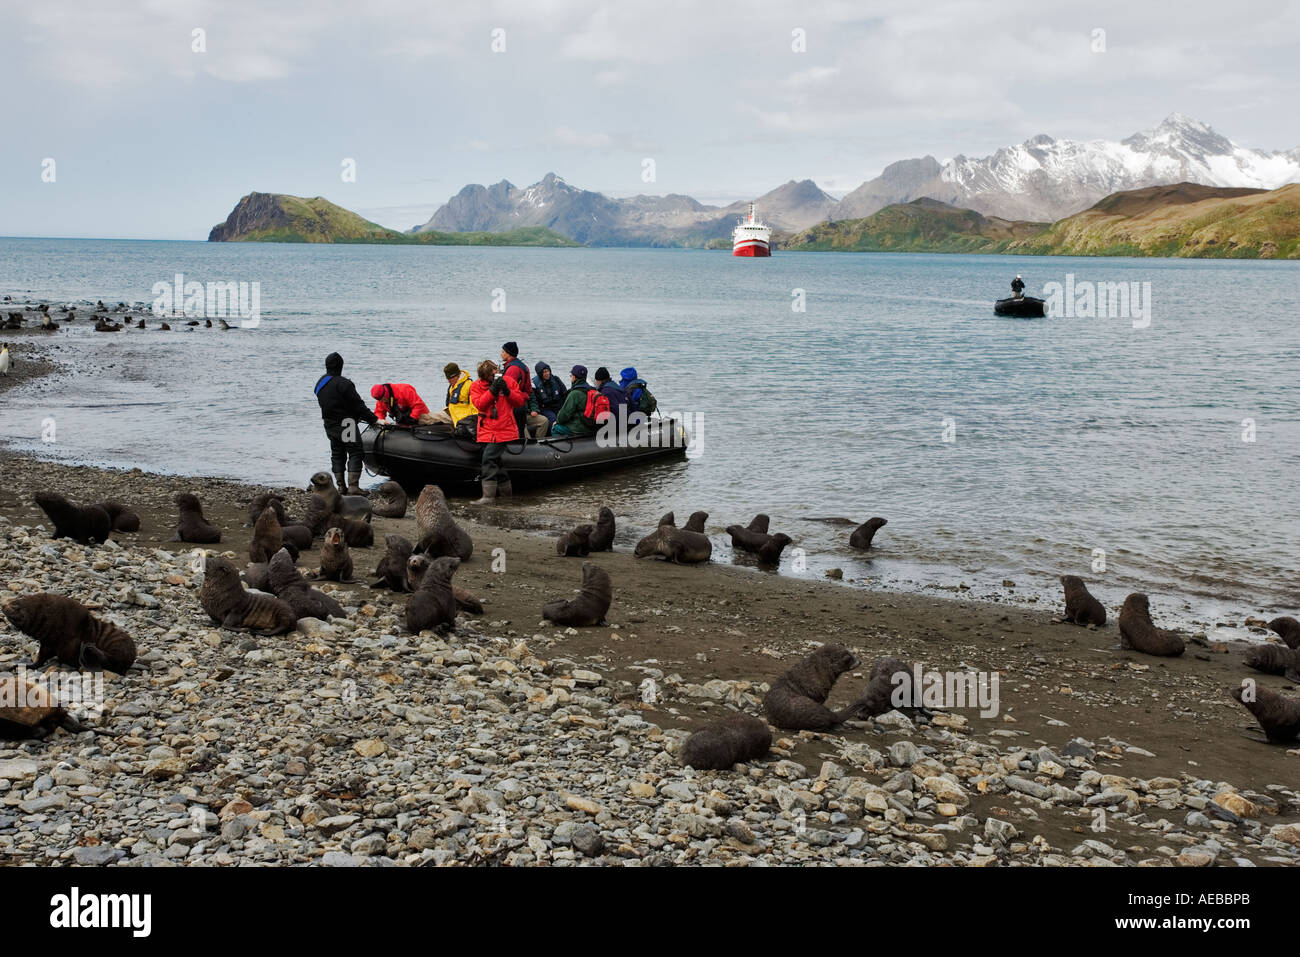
544 126 614 149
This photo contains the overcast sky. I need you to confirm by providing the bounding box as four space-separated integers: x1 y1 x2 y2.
2 0 1297 239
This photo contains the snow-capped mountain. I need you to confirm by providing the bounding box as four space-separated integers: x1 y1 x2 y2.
836 113 1300 223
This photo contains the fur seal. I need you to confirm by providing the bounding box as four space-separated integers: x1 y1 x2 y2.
1231 684 1300 743
413 485 473 561
244 562 272 592
34 492 112 545
683 511 708 533
763 644 862 730
309 471 371 522
280 524 312 551
302 492 336 537
1060 575 1106 626
679 713 772 770
756 533 792 565
324 513 374 548
726 518 792 565
1243 644 1300 680
588 507 616 552
0 674 80 740
316 527 355 582
405 555 459 634
174 492 221 543
845 656 917 720
268 549 345 620
633 525 711 564
199 555 297 634
543 562 612 627
656 511 675 527
248 506 284 563
405 553 482 612
370 481 408 519
1118 594 1185 657
98 500 141 533
245 492 287 527
371 534 414 591
849 517 887 550
3 593 137 673
1268 616 1300 650
557 524 594 557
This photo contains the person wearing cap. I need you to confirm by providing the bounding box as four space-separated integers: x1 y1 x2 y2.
469 358 524 503
593 366 630 419
423 363 476 430
532 361 567 427
314 352 380 495
499 341 533 439
551 364 596 437
371 382 431 427
1010 275 1025 299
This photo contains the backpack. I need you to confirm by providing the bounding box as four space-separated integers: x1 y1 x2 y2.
507 358 532 395
581 387 611 428
626 378 657 415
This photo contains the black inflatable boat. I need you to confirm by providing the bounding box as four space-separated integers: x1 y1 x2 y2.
994 295 1047 317
362 416 690 490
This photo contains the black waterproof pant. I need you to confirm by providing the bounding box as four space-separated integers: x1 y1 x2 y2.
480 442 508 483
326 425 363 476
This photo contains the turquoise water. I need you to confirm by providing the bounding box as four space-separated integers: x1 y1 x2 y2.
2 238 1298 625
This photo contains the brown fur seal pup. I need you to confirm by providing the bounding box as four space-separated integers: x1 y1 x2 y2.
763 644 861 730
244 562 272 592
726 521 792 564
1060 575 1106 626
656 511 675 527
370 481 408 519
588 507 615 552
98 500 141 533
1243 644 1300 680
281 524 312 551
543 562 613 627
199 555 297 634
245 492 286 528
34 492 112 545
3 594 137 673
557 524 594 557
405 553 482 612
174 492 221 543
746 513 770 535
683 511 708 533
726 521 770 553
849 517 887 550
248 506 284 563
324 513 374 548
405 555 460 634
1118 593 1185 657
845 656 915 720
1268 617 1300 650
1231 684 1300 743
316 527 355 582
302 492 336 537
309 471 371 522
414 485 473 561
756 533 793 565
0 674 78 740
679 713 772 770
371 534 414 590
633 525 711 564
268 549 345 620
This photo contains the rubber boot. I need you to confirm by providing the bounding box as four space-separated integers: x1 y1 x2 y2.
334 472 347 495
347 470 365 496
472 480 497 505
497 479 513 500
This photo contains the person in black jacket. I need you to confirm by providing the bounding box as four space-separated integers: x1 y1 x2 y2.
1010 275 1025 299
315 352 379 494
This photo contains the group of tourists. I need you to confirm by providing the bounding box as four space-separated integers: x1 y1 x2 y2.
313 343 658 503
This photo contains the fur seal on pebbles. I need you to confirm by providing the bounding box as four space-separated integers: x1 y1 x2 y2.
315 527 355 582
370 481 408 519
404 554 482 612
248 506 284 563
414 485 473 561
846 656 916 720
34 492 112 545
849 517 887 550
633 525 711 564
98 500 141 533
405 555 460 634
1243 644 1300 680
173 492 221 544
1231 684 1300 743
268 549 345 620
1118 594 1185 657
244 562 272 592
557 524 594 557
199 555 296 634
1060 575 1106 626
763 644 861 731
1268 617 1300 650
0 675 80 740
3 594 137 673
325 513 373 548
309 471 371 522
588 507 616 552
680 713 772 770
543 562 612 627
683 511 708 533
371 534 414 591
280 524 312 552
245 492 286 528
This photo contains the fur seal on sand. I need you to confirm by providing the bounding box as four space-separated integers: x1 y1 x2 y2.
683 511 708 533
405 555 459 634
370 481 408 519
248 506 284 563
849 517 887 550
268 549 345 620
656 511 675 527
1268 617 1300 650
1118 594 1185 657
1231 683 1300 743
3 594 137 673
414 485 473 561
199 555 297 634
557 524 594 557
405 553 483 613
280 524 312 552
1060 575 1106 626
588 507 616 552
680 713 772 770
371 534 414 590
543 562 612 627
309 471 371 522
34 492 112 545
763 644 861 730
845 656 917 720
98 500 141 533
302 492 335 537
245 492 287 528
316 527 355 582
1243 644 1300 680
174 492 221 543
324 513 374 548
633 525 711 564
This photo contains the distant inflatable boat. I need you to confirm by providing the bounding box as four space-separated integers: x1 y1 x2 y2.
994 296 1047 317
361 417 690 491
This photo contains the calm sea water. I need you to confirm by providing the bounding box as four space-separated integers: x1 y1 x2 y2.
2 238 1298 628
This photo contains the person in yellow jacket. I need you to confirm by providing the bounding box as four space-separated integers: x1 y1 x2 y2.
424 362 477 430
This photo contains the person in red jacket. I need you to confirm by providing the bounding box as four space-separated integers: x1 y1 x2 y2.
370 382 431 426
469 359 524 503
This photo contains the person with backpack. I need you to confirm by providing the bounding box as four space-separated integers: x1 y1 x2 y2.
315 352 380 495
551 365 603 437
593 367 630 420
532 361 568 426
469 359 525 503
619 366 658 416
370 382 431 426
500 341 533 439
